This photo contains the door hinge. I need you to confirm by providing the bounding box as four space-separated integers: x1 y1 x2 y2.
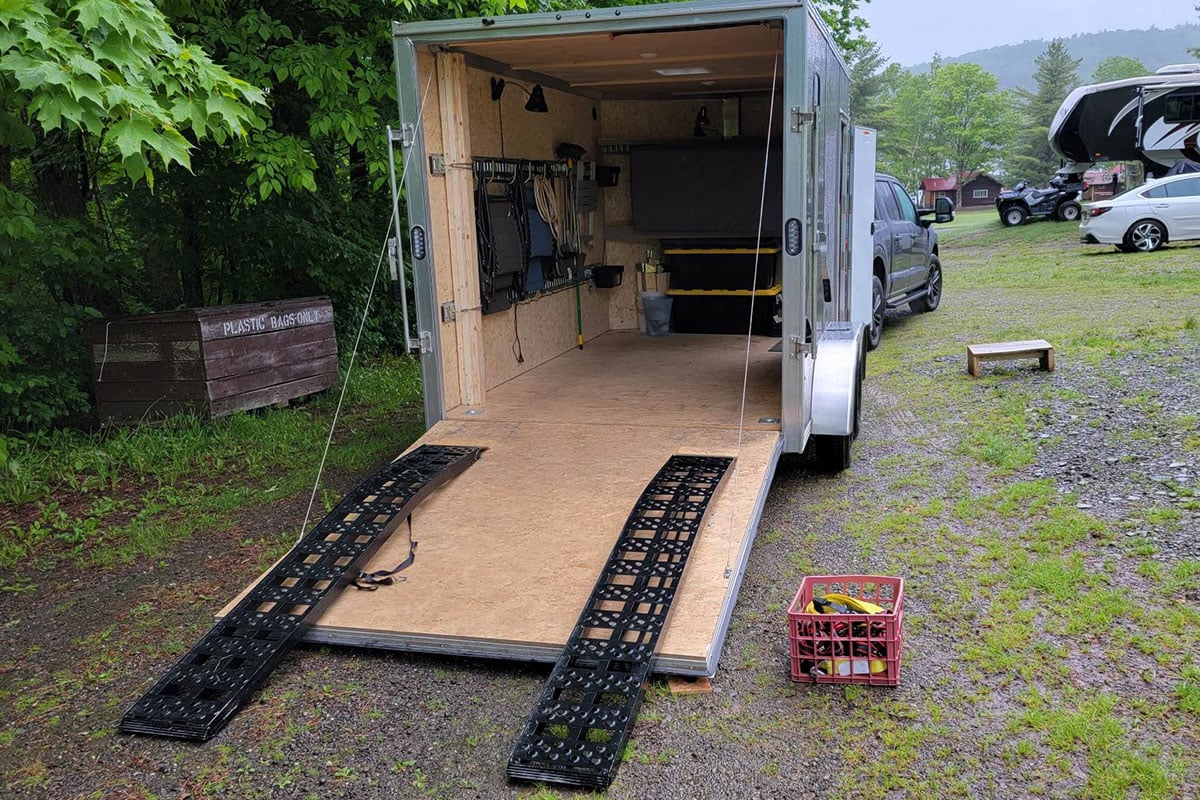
789 335 813 359
386 237 401 280
417 330 433 354
791 108 815 132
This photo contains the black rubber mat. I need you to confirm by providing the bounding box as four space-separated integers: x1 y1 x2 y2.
506 455 733 789
120 444 481 740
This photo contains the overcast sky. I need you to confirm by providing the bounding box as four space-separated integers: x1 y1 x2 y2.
861 1 1198 65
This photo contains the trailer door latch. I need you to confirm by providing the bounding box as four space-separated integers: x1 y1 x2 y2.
791 108 815 132
390 123 416 148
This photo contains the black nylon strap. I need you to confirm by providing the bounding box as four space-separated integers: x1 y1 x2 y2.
354 515 417 590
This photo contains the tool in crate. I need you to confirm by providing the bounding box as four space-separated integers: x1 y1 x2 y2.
787 575 904 686
797 592 889 677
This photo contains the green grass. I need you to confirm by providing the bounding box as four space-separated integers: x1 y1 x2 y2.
0 355 425 575
1019 693 1174 800
1179 664 1200 716
817 211 1200 798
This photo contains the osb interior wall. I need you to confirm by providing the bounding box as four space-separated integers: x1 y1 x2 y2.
599 96 783 331
466 67 609 392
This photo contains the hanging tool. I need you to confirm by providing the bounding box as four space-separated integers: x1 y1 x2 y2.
574 281 584 349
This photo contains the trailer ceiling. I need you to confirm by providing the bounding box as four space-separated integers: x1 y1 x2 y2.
441 22 783 99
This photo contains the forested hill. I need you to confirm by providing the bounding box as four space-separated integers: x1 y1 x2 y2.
910 24 1200 89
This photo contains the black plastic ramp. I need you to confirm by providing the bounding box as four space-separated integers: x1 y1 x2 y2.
507 454 733 789
120 444 481 740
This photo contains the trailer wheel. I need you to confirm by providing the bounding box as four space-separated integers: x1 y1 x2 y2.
1001 205 1027 227
1055 202 1081 222
867 276 884 351
812 434 852 472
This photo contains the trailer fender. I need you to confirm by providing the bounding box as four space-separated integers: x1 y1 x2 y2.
811 322 865 438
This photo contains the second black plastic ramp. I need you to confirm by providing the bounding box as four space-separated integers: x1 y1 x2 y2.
507 454 734 789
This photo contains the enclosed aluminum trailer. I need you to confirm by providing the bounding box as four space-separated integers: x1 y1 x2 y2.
252 0 874 678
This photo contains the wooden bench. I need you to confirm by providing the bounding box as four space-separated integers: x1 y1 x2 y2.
966 340 1054 377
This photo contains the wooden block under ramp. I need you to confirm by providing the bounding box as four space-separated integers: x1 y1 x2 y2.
966 339 1054 378
667 676 714 695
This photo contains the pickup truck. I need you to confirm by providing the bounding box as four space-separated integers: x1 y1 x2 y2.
869 173 954 349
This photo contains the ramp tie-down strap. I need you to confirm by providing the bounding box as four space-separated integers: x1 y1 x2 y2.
119 444 482 741
507 455 733 789
354 515 417 590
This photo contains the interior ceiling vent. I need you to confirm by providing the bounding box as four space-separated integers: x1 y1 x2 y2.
654 67 711 77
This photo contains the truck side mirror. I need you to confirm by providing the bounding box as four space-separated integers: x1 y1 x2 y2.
934 196 955 223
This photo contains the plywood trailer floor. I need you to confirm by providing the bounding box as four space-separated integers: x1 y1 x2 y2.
228 332 783 675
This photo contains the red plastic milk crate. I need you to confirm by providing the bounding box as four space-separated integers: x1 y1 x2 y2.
787 575 904 686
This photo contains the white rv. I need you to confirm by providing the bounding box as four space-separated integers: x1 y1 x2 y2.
1051 64 1200 177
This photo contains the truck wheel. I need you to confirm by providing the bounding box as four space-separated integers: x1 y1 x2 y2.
911 256 942 313
1124 219 1165 252
1001 205 1027 227
867 275 883 351
1056 202 1081 222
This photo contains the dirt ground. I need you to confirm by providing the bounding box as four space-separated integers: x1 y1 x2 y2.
1 214 1198 799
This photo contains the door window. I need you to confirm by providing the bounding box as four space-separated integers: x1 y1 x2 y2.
1165 177 1200 197
875 180 901 221
1165 94 1200 123
1142 185 1168 199
891 184 919 224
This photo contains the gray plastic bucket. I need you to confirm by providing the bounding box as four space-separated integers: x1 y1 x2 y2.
641 292 672 336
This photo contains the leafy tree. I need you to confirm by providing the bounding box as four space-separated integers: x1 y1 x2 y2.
847 40 897 125
0 0 263 429
873 59 1018 194
814 0 872 58
1192 3 1200 58
0 0 263 190
1091 56 1149 83
926 63 1017 204
1008 39 1082 181
877 63 940 189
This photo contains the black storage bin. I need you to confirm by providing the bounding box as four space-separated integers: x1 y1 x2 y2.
670 294 779 336
664 249 778 291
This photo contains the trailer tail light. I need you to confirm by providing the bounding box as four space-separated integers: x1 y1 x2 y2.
410 225 427 259
785 218 802 255
1089 206 1112 218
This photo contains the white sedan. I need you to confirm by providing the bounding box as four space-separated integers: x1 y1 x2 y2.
1080 172 1200 252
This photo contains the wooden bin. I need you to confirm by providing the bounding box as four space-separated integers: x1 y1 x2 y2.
87 297 339 421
